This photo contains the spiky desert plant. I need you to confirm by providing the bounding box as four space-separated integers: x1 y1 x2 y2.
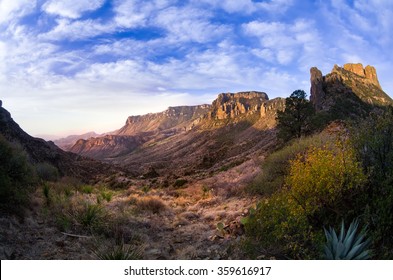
94 243 142 260
324 219 371 260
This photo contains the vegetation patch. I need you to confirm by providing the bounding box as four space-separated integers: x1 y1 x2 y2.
248 132 333 196
0 135 36 215
173 179 188 188
136 196 167 214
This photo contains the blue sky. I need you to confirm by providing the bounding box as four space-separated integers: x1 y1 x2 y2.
1 0 393 138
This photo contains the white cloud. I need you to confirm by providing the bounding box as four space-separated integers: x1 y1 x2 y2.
42 0 105 19
243 19 322 66
113 0 152 28
154 6 230 43
255 0 294 13
39 18 113 41
316 0 392 69
0 0 36 24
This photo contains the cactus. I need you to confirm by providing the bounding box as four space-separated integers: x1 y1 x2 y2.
323 219 371 260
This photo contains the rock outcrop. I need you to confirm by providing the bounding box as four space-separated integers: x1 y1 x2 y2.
342 63 381 89
260 98 285 118
208 91 269 120
310 67 325 111
310 63 391 112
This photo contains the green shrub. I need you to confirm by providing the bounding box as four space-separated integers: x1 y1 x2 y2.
56 215 72 232
77 203 107 231
0 135 36 214
43 183 51 206
243 192 323 259
35 162 59 182
100 190 113 202
94 243 142 260
286 139 366 223
244 135 366 259
249 132 333 196
173 179 188 188
80 185 94 194
349 108 393 258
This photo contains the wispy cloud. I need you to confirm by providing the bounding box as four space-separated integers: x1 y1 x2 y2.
0 0 36 24
42 0 105 19
1 0 393 137
196 0 294 14
243 19 323 67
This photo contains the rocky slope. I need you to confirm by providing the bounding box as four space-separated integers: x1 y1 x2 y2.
117 105 211 135
310 63 392 112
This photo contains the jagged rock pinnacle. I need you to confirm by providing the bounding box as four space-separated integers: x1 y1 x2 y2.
343 63 381 89
310 67 325 111
310 63 391 111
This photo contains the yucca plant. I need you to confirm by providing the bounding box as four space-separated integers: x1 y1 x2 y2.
324 219 371 260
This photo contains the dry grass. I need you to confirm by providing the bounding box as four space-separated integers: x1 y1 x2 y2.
136 196 167 214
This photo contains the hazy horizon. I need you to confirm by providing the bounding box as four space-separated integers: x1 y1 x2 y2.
1 0 393 137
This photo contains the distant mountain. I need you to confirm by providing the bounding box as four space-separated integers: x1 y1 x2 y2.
117 105 211 135
69 91 285 176
0 102 118 181
54 131 100 150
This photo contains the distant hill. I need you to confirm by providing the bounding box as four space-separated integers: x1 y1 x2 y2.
54 131 100 151
0 102 118 181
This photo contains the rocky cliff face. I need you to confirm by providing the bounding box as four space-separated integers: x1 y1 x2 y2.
116 105 211 135
310 63 392 112
207 91 269 120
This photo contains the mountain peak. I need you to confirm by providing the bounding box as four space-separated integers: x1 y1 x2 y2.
337 63 381 89
310 63 391 111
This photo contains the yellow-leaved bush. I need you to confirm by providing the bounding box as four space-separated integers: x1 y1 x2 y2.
286 138 366 219
243 136 366 259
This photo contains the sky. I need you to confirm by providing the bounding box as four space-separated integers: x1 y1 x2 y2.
1 0 393 139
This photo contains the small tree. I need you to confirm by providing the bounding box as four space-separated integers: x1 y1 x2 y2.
276 90 315 141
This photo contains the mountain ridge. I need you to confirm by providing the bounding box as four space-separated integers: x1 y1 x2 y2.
68 91 285 166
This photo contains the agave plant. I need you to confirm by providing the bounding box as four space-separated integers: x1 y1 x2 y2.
323 219 371 260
